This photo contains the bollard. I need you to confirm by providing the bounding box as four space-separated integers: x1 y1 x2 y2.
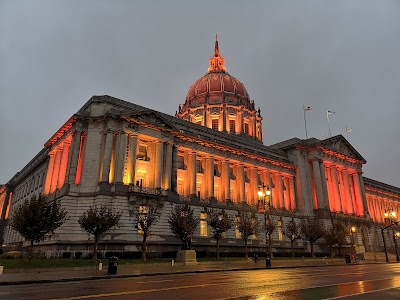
171 259 174 267
98 261 103 271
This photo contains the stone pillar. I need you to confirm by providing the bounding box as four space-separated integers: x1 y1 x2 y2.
352 173 364 216
342 169 354 214
331 166 342 212
163 142 173 190
289 176 296 210
190 152 197 195
278 174 285 209
206 156 214 198
267 171 273 207
312 160 325 210
101 131 114 183
50 145 63 193
114 132 127 184
154 141 164 189
222 105 227 132
203 104 208 127
65 130 82 184
171 146 178 192
283 177 290 210
252 168 259 206
238 164 245 203
222 160 230 200
56 140 70 189
358 173 368 216
126 134 138 184
319 162 329 210
44 151 56 194
1 189 11 220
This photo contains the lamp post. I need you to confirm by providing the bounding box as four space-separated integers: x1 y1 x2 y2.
393 231 400 262
381 209 398 263
350 226 356 246
258 183 271 268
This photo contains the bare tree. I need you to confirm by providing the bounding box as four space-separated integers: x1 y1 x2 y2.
131 201 162 261
265 215 276 258
11 195 67 262
300 216 325 257
208 209 234 259
236 211 260 258
168 205 198 250
283 218 301 257
78 205 121 261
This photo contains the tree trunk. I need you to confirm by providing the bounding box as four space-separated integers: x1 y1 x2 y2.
291 240 294 258
93 236 99 262
28 240 34 263
244 239 248 259
310 242 315 258
216 238 220 260
268 235 273 258
338 245 342 257
142 233 147 261
329 245 333 257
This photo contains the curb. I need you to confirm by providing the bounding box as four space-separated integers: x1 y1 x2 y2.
0 262 378 286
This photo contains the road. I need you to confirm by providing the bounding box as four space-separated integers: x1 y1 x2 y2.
1 264 400 299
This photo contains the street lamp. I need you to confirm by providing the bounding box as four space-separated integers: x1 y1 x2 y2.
258 183 272 268
393 231 400 262
381 209 399 263
350 226 356 246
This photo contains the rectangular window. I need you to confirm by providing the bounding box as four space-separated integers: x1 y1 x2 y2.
244 123 249 134
212 119 219 130
137 145 149 161
278 220 283 241
200 212 208 237
229 119 236 133
177 155 184 169
196 159 204 173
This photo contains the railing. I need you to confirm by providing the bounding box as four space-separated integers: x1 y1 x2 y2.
128 185 167 196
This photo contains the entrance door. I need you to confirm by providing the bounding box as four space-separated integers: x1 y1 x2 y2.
361 228 371 252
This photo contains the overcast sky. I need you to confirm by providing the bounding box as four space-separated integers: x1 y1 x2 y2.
1 0 399 187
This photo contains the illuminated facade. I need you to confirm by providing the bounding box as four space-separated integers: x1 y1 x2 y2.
0 38 399 255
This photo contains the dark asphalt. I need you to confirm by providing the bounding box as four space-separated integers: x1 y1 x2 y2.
1 263 399 299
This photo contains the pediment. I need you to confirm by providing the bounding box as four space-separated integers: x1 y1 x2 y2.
319 135 366 163
130 112 178 131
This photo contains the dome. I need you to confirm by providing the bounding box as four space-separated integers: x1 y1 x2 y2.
176 35 263 142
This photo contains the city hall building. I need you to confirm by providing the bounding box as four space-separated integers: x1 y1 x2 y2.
1 38 399 256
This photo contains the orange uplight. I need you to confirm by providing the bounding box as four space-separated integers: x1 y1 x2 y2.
75 132 86 185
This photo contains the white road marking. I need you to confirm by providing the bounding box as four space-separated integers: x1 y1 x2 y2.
137 279 173 283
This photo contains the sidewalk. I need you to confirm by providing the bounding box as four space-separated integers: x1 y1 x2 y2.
0 257 383 286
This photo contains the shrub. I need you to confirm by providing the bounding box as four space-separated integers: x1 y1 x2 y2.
74 251 83 259
105 252 123 259
62 252 71 258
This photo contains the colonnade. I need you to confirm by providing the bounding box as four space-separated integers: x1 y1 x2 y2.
366 195 400 223
311 159 367 216
43 130 87 195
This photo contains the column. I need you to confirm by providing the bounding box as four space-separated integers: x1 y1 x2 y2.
319 162 329 210
222 160 230 200
278 174 285 209
358 173 368 216
1 189 11 220
56 140 71 189
190 152 197 195
162 142 173 190
289 176 296 210
101 131 114 183
222 105 227 132
65 130 82 184
283 177 290 210
114 132 127 184
126 134 138 184
343 169 354 214
267 170 274 207
154 141 164 188
331 166 342 212
206 156 214 198
171 145 178 192
50 145 63 193
352 173 364 216
312 160 325 210
252 168 259 206
203 105 208 127
238 164 245 203
44 151 56 194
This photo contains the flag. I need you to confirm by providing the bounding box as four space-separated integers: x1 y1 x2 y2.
304 106 312 111
327 110 335 119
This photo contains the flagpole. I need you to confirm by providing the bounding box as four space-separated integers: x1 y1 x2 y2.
327 112 331 137
303 106 308 140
